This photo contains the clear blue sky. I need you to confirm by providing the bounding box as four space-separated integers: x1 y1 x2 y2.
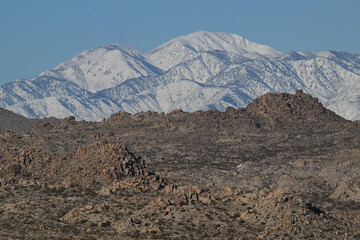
1 0 359 85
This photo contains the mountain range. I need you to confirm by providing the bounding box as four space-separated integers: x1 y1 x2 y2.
1 31 359 121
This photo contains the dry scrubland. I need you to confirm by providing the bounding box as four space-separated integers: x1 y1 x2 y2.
0 90 359 239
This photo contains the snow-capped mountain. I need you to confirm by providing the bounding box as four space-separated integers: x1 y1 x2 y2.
1 31 359 121
146 31 282 70
40 44 163 92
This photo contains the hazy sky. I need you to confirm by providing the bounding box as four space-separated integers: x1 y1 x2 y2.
1 0 359 85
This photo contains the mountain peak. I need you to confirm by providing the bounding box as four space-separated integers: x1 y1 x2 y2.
38 43 161 93
175 31 281 55
146 31 282 70
90 43 144 58
1 31 359 122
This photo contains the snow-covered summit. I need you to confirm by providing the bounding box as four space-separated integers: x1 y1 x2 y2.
0 31 359 121
146 31 283 70
39 43 162 92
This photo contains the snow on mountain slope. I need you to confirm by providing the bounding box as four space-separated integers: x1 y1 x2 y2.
6 96 122 121
94 47 359 118
98 46 360 119
326 93 360 120
92 78 246 114
0 76 92 107
155 80 246 113
40 44 162 92
160 51 230 84
0 31 359 121
146 31 282 70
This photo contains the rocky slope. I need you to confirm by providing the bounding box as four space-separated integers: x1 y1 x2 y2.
1 31 359 121
0 107 36 132
0 91 359 239
0 141 165 191
0 106 60 132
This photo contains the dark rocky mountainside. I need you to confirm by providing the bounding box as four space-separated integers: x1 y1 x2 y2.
0 91 359 239
0 107 38 132
0 107 60 132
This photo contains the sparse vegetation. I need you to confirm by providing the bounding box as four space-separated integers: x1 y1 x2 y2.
0 91 359 239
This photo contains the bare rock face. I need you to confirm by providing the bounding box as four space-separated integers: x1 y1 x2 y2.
245 90 346 124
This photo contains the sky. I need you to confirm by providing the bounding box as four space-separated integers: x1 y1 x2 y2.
1 0 360 85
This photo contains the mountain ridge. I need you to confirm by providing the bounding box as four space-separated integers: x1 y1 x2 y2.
146 31 282 70
1 31 359 121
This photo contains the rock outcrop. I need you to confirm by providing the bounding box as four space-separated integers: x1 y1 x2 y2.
0 142 165 190
245 90 347 124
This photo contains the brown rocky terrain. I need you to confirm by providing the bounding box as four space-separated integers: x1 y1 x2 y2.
0 90 359 239
245 90 347 124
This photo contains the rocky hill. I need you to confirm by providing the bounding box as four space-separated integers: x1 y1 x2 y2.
0 91 359 239
245 89 346 123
